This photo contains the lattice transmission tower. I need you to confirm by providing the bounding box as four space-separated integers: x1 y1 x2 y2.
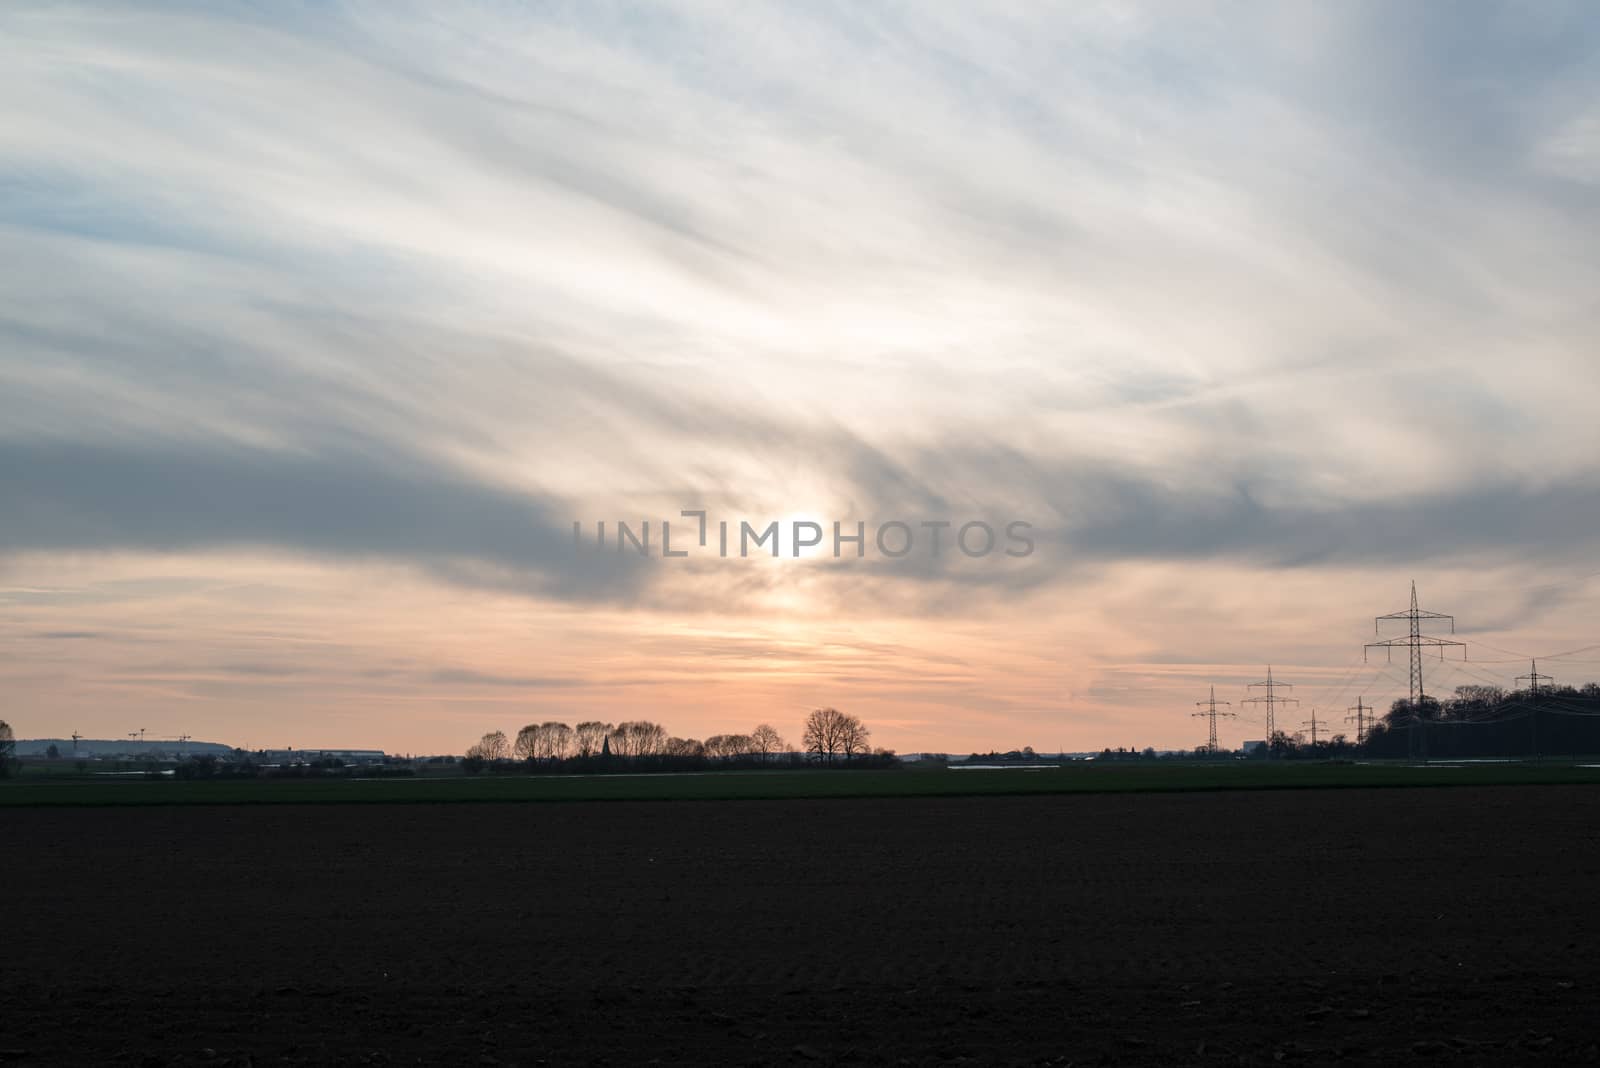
1364 581 1465 761
1301 708 1325 746
1517 659 1556 763
1346 697 1373 745
1241 666 1298 755
1192 686 1235 754
1516 659 1555 699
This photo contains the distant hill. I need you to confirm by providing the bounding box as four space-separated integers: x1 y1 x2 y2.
16 738 235 757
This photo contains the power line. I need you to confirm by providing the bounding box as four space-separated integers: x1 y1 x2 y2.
1437 657 1520 692
1462 640 1600 664
1464 636 1535 660
1303 650 1375 725
1540 643 1600 660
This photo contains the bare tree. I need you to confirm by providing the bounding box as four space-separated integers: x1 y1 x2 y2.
803 707 847 763
704 734 755 760
840 715 871 760
513 724 540 762
574 721 611 758
535 721 573 761
751 723 786 761
802 709 869 763
0 719 13 777
665 736 704 758
476 730 509 761
609 721 667 758
639 721 668 756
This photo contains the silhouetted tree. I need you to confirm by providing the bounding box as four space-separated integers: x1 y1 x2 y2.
804 707 845 762
1267 729 1299 757
485 730 509 760
466 731 509 762
575 721 611 758
1451 685 1504 713
513 724 540 762
1387 695 1442 724
704 733 755 760
46 743 61 760
841 716 871 760
804 708 868 763
751 723 786 761
609 721 666 758
536 721 573 761
665 736 704 758
0 720 13 777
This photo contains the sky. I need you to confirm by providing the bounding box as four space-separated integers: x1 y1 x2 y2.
3 1 1599 755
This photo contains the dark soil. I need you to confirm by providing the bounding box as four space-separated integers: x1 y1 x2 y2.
3 786 1598 1065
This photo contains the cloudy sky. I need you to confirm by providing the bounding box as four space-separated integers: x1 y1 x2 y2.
3 1 1599 754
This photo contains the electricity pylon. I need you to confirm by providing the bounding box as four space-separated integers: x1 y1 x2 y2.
1241 666 1298 756
1192 686 1235 754
1517 660 1555 763
1516 659 1554 699
1346 698 1373 745
1364 581 1465 761
1301 708 1325 746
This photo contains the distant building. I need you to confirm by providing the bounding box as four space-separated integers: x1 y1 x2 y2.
1240 740 1266 756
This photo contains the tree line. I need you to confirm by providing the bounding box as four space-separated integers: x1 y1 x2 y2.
1358 680 1600 760
1249 680 1600 760
463 707 887 771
